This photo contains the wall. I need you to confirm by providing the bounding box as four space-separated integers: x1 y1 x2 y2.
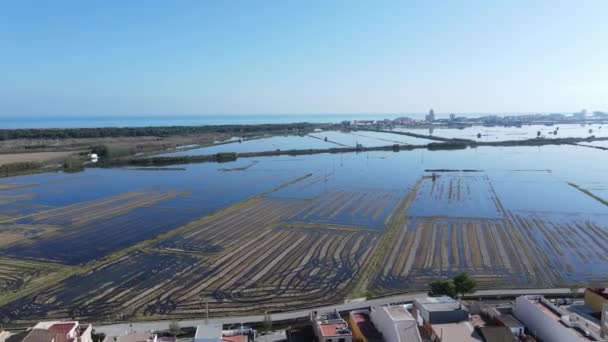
348 312 368 342
584 289 608 313
370 307 421 342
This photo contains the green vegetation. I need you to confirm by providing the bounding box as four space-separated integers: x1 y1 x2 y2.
427 141 469 150
429 273 477 297
429 279 456 297
0 123 324 141
0 161 42 176
453 272 477 296
63 158 85 172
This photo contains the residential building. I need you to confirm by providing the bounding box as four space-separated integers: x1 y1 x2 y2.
413 296 468 325
512 295 604 342
368 305 421 342
19 321 92 342
413 297 477 342
585 288 608 314
312 310 353 342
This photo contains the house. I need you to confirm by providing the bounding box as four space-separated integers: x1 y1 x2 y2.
368 306 422 342
16 321 92 342
312 310 353 342
413 297 479 342
413 297 468 325
512 295 604 342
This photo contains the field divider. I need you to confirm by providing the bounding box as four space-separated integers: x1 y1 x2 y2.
349 177 424 297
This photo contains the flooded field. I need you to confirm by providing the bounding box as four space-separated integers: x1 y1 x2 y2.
158 130 434 157
394 123 607 141
1 143 607 322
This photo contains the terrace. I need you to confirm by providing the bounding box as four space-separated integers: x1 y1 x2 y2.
313 310 352 342
431 322 481 342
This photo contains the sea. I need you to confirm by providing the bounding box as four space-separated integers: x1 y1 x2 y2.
1 114 427 129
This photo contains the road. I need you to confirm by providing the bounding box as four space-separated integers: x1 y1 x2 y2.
95 287 582 336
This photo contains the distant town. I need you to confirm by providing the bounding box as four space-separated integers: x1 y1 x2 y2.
346 109 608 129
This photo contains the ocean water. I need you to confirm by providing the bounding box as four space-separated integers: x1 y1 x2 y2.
1 114 416 129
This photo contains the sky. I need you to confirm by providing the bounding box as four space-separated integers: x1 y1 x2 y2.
0 0 607 116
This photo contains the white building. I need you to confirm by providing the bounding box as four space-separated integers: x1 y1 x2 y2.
513 295 605 342
312 310 352 342
413 296 468 324
195 324 223 342
21 321 92 342
369 305 422 342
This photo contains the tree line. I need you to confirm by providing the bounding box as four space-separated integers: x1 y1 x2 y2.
0 123 325 141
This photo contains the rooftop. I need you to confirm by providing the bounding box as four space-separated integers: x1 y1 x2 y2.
431 322 481 342
415 296 463 313
477 326 515 342
22 329 57 342
221 335 248 342
383 306 416 322
319 322 351 337
49 322 77 335
525 296 599 341
496 314 524 328
195 323 223 339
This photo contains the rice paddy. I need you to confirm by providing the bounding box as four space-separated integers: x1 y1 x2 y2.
0 258 59 295
407 173 504 218
0 198 380 321
1 144 608 323
287 190 403 229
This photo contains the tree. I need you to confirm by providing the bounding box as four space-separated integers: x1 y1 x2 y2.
169 321 181 338
429 279 455 297
453 272 477 297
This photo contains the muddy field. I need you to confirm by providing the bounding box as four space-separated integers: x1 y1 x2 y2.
0 151 80 166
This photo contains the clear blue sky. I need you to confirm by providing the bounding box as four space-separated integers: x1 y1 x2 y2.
1 0 606 116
